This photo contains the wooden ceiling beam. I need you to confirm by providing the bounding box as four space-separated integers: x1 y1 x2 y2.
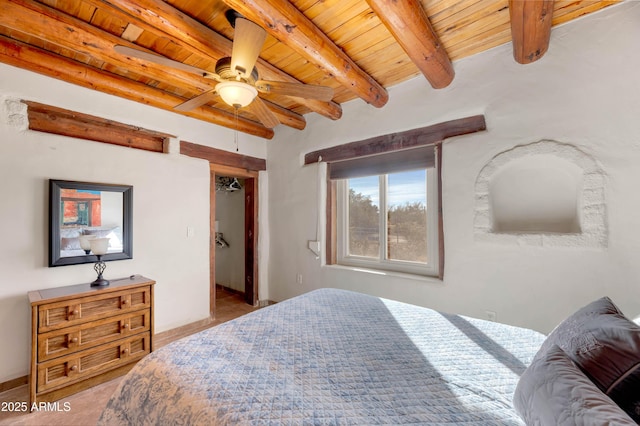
0 36 273 139
221 0 389 108
365 0 454 89
0 0 212 96
261 99 306 130
509 0 555 64
97 3 306 132
0 0 272 136
102 0 342 121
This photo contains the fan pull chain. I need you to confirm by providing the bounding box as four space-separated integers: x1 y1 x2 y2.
234 106 239 152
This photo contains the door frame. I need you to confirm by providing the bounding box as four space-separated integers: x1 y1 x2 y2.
210 163 260 316
179 141 265 318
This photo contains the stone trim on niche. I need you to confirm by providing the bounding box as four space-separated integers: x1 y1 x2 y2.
474 140 607 248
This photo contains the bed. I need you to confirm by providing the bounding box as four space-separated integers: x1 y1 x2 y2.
99 288 551 425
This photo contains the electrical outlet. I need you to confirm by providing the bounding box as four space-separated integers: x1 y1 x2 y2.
485 310 497 322
296 273 303 285
186 226 195 238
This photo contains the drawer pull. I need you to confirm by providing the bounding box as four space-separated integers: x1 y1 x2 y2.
122 323 129 330
121 348 129 355
70 365 77 371
72 310 79 315
71 337 78 343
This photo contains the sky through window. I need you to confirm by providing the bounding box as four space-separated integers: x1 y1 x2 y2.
349 170 427 207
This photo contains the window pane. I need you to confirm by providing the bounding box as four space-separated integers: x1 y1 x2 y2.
348 176 379 258
387 170 428 263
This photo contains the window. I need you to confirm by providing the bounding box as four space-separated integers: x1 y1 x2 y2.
310 117 486 280
335 168 439 276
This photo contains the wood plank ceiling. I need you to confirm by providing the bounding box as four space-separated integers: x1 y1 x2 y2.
0 0 620 139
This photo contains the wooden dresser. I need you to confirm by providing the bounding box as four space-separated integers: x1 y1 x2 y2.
28 275 154 406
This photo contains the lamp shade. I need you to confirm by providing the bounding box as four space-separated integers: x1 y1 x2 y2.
79 234 96 251
216 81 258 108
89 237 110 255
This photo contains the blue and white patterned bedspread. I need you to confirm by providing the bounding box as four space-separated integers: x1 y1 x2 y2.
99 288 545 425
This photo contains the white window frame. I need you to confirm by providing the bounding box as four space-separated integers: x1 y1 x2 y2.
336 168 439 277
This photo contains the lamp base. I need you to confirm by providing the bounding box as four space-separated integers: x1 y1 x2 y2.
91 256 109 287
90 277 110 287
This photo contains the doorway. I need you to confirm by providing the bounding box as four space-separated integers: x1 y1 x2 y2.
214 175 245 293
210 164 259 317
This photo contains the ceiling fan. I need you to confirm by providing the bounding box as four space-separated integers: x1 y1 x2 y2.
114 10 334 129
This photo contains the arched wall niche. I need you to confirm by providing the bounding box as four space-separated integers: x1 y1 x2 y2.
474 140 607 248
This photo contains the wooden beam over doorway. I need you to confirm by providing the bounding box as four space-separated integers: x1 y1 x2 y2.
180 141 267 171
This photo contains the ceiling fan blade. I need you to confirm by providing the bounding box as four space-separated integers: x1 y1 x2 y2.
174 89 219 112
255 80 334 102
114 45 219 80
230 18 266 79
245 97 279 129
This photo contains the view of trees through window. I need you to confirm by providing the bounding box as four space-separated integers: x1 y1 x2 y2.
347 170 428 263
348 187 380 257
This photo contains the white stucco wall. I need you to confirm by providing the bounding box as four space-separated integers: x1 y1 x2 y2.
266 1 640 334
0 64 267 382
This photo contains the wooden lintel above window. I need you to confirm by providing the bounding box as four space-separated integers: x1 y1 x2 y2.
180 141 266 171
23 101 173 153
304 115 486 165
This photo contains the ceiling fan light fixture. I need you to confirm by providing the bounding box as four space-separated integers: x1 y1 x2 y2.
216 81 257 108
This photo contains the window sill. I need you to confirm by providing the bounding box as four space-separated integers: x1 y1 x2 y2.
324 263 442 283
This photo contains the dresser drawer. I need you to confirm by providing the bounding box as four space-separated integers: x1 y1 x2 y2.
37 333 150 393
29 276 155 406
37 286 151 333
37 309 151 362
